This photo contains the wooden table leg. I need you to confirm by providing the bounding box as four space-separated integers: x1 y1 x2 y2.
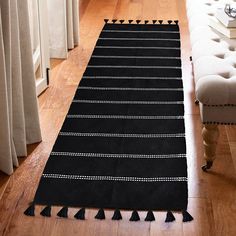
201 124 219 171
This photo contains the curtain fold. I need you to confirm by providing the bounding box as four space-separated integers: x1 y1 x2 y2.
67 0 79 49
48 0 79 58
72 0 79 46
0 0 42 175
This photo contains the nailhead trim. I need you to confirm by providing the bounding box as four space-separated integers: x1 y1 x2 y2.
203 104 236 107
203 121 236 125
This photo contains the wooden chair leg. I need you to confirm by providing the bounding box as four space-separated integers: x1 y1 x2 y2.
201 124 219 171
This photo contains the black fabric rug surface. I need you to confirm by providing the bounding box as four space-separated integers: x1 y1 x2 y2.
29 21 192 221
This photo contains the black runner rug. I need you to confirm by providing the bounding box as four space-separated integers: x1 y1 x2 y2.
25 20 193 223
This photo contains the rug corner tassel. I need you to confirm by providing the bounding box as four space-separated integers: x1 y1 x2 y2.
145 210 155 222
74 208 85 220
95 208 105 220
24 203 35 216
174 20 179 25
182 210 194 222
57 206 68 218
40 205 51 217
129 210 140 221
165 211 175 222
112 209 122 220
104 19 109 23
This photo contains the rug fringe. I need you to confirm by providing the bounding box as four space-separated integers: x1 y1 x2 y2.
74 208 85 220
40 205 51 217
145 210 155 221
57 206 68 218
24 203 35 216
129 210 140 221
95 208 105 220
165 211 176 222
182 210 194 222
103 19 179 25
112 209 122 220
24 205 193 223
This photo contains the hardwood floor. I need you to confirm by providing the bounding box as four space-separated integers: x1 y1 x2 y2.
0 0 236 235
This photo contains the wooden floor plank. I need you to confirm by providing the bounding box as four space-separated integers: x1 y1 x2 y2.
0 173 10 201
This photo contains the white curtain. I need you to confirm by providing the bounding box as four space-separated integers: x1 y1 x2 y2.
0 0 42 175
47 0 79 59
67 0 79 49
28 0 40 54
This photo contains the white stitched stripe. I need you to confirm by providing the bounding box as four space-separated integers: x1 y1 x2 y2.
66 115 184 120
78 87 183 91
42 174 187 182
72 100 183 105
87 65 181 69
102 30 179 33
99 37 180 41
92 55 181 59
50 152 186 159
83 76 182 80
96 46 179 50
59 132 185 138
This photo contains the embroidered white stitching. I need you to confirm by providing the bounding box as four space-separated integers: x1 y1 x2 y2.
91 55 181 59
42 174 188 182
50 152 186 159
66 115 184 119
59 132 185 138
87 65 181 69
78 87 183 91
83 76 182 80
72 100 183 105
96 46 180 50
99 37 180 41
102 30 179 33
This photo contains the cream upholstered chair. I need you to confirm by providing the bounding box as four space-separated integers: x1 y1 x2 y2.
186 0 236 171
